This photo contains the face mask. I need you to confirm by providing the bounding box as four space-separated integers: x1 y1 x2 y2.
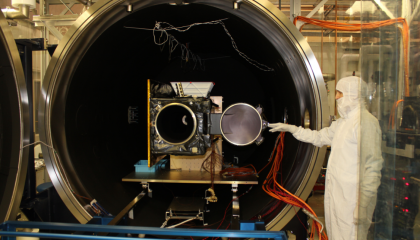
336 97 359 118
336 98 348 118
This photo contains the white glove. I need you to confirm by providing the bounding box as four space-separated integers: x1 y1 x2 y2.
353 206 367 225
268 123 299 134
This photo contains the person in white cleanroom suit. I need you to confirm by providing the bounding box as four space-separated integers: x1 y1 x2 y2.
269 76 383 240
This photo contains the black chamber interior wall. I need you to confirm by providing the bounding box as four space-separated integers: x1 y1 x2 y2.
60 3 315 227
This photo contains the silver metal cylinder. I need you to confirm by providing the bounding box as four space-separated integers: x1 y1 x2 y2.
126 4 132 12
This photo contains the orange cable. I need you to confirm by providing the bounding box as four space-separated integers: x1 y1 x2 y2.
294 16 410 97
388 99 404 130
260 132 327 239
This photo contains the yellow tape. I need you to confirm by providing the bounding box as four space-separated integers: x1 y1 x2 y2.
147 79 151 168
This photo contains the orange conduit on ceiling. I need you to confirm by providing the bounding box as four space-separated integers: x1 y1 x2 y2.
294 16 410 97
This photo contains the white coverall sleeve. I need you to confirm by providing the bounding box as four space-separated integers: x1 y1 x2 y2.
358 117 384 208
291 120 338 148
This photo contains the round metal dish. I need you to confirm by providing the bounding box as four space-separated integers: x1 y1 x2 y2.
220 103 262 146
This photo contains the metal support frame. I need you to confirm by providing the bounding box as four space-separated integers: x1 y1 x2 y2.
39 0 50 86
36 0 84 45
42 21 63 40
165 209 204 221
289 0 301 23
373 0 395 19
34 15 80 27
14 38 45 200
58 0 75 14
296 0 329 30
60 2 75 15
104 192 146 227
231 183 240 230
41 0 95 5
306 0 329 18
0 221 288 240
141 182 153 198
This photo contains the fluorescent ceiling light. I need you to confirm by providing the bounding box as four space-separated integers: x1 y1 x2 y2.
346 1 378 15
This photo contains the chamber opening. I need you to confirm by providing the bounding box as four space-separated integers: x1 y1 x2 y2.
43 0 322 229
221 103 262 146
156 104 196 144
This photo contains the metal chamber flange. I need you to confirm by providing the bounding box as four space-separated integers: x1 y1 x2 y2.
0 13 30 222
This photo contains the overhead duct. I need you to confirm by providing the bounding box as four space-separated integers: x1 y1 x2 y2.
39 0 328 230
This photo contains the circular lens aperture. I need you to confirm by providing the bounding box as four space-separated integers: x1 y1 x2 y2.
156 104 196 144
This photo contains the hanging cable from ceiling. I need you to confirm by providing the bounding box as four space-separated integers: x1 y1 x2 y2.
125 18 275 72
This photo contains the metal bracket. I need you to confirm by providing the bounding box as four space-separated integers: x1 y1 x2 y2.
176 82 185 97
33 14 79 27
96 191 147 235
233 0 242 9
289 0 301 23
126 4 133 12
231 184 240 230
165 209 204 221
42 21 64 40
283 107 288 123
142 182 152 198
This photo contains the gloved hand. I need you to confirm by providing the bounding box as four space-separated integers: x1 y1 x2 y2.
353 206 367 225
268 123 299 134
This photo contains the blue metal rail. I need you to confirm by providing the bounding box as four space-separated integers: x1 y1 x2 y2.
0 221 288 240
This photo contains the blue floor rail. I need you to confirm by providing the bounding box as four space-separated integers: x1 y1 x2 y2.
0 221 288 240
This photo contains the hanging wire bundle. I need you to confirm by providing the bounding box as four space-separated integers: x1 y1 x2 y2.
125 19 274 72
220 164 257 177
260 132 327 240
157 31 204 70
201 138 224 176
200 137 224 203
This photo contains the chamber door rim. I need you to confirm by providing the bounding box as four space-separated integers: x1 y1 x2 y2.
0 13 30 222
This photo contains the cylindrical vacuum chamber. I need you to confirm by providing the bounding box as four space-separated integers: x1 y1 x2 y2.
38 0 329 231
0 13 30 222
